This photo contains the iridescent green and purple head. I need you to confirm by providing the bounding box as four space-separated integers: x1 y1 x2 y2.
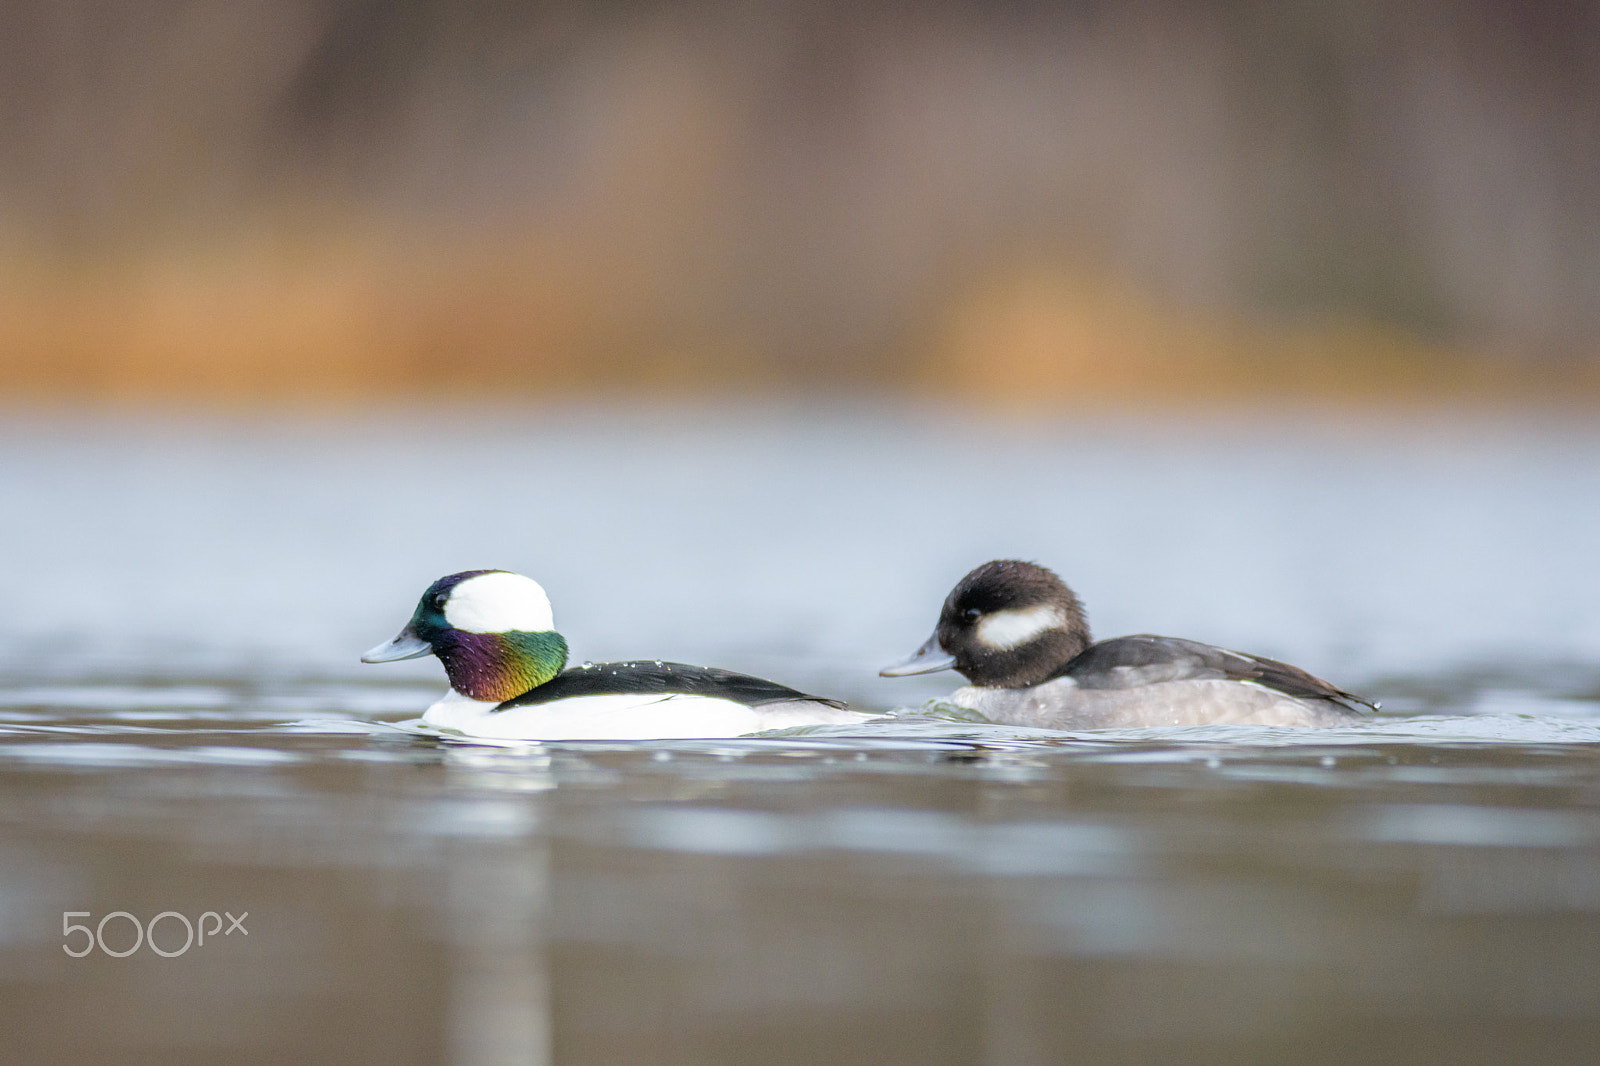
362 570 569 702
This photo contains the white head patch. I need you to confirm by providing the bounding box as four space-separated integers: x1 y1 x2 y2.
975 604 1067 650
443 572 555 633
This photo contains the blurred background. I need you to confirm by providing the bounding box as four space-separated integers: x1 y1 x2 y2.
3 0 1600 707
2 0 1598 406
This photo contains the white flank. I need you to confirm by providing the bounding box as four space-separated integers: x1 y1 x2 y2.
424 691 755 740
418 690 876 740
443 572 555 633
975 604 1068 650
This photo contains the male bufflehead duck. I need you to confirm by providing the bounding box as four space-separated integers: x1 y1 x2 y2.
363 570 870 739
881 560 1376 729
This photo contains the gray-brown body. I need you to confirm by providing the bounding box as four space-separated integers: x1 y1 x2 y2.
950 676 1359 729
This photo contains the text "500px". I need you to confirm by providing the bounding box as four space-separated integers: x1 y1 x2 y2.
63 911 248 958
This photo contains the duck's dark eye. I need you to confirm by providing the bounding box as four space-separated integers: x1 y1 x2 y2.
962 607 981 623
430 593 449 612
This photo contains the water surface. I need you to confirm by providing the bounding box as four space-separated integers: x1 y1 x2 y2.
2 407 1598 1063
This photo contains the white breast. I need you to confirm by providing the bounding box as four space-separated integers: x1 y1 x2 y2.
420 689 873 740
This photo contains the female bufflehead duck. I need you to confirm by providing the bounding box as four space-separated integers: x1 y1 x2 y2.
363 570 870 739
881 560 1376 729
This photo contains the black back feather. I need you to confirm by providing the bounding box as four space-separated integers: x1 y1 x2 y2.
494 661 847 711
1056 635 1378 713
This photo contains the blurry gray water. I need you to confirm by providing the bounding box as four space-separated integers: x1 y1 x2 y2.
2 405 1600 1064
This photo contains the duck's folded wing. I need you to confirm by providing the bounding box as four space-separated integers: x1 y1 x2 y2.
1057 635 1377 712
495 661 847 711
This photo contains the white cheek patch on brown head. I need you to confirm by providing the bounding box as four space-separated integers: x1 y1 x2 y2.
975 604 1068 650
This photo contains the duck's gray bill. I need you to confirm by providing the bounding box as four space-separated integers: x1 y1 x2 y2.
362 627 432 663
879 633 955 677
